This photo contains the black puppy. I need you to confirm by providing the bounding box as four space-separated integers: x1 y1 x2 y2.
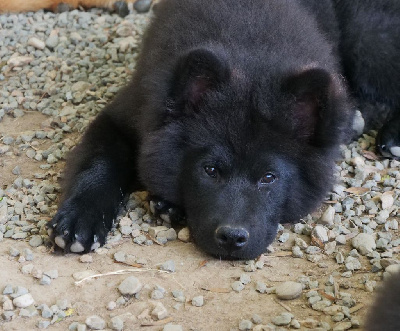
365 271 400 331
48 0 400 259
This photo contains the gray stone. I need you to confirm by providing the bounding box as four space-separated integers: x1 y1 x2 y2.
238 320 253 330
85 315 106 330
192 295 204 307
352 233 376 255
118 276 142 295
231 281 245 292
240 273 251 285
29 235 43 247
134 0 153 13
271 312 293 326
109 316 124 331
275 281 303 300
158 260 175 272
13 293 34 308
151 302 168 320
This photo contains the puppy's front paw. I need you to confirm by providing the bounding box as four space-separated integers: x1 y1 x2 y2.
47 199 112 253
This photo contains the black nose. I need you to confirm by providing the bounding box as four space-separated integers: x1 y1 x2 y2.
215 226 249 250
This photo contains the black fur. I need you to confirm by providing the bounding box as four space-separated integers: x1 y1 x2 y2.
365 271 400 331
48 0 400 259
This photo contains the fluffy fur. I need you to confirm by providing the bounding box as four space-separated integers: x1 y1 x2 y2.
365 272 400 331
47 0 400 259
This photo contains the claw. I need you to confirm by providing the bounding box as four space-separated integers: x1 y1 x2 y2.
55 236 66 249
70 241 85 253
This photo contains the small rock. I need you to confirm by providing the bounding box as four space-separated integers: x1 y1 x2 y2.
109 316 124 331
381 192 394 209
151 302 168 320
231 281 245 292
107 301 117 310
46 30 59 49
158 260 175 272
85 315 106 330
345 256 362 271
312 225 329 243
134 0 152 13
13 293 34 308
40 275 51 285
9 247 20 257
192 295 204 307
319 206 335 225
151 289 164 300
352 233 376 255
118 276 142 295
178 227 190 242
29 235 43 247
275 281 303 300
44 269 58 279
79 255 93 263
278 232 290 242
240 273 251 285
114 250 127 263
28 37 46 50
271 312 293 326
239 319 253 330
7 56 33 67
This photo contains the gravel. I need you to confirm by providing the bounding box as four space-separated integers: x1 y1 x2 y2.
118 276 142 295
275 281 303 300
0 4 399 331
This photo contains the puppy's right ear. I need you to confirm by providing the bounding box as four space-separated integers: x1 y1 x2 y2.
169 48 230 110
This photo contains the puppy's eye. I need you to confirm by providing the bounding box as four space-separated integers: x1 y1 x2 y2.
204 166 218 178
260 172 276 185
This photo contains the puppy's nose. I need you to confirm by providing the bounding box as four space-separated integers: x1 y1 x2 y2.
215 226 249 250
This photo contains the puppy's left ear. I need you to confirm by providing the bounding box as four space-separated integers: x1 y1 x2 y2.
282 68 350 146
169 48 231 110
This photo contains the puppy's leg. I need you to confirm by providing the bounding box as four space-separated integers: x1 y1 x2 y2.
47 94 142 253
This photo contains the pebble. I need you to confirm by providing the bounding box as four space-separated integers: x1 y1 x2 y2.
158 260 176 272
28 37 46 50
79 255 93 263
275 281 303 300
44 269 58 279
40 275 52 285
319 206 336 225
312 225 329 243
240 273 251 285
151 302 168 320
232 281 245 292
278 232 290 242
352 233 376 255
178 227 190 242
134 0 153 13
9 247 20 257
29 235 43 247
107 301 117 310
85 315 106 330
109 316 124 331
13 293 34 308
345 256 362 271
271 312 293 326
114 250 127 262
118 276 142 295
192 295 204 307
239 320 253 330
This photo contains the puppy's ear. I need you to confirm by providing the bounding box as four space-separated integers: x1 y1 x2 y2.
169 48 230 110
282 68 346 145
